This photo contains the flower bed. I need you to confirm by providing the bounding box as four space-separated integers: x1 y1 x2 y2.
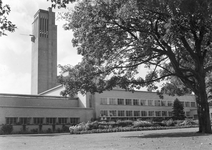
69 119 198 134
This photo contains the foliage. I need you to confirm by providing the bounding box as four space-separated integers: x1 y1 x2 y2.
47 0 76 8
160 77 192 96
172 98 186 120
46 128 52 133
1 124 13 134
30 128 37 133
84 121 99 130
179 119 198 126
57 0 212 133
0 0 16 36
162 119 175 126
68 120 198 134
62 125 69 132
133 120 152 127
116 120 133 127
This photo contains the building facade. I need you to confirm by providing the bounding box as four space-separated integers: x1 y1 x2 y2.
88 89 197 120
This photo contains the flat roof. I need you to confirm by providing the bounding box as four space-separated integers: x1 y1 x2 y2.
0 93 77 100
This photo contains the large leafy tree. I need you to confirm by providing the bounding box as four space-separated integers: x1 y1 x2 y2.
0 0 16 36
172 98 185 120
56 0 212 133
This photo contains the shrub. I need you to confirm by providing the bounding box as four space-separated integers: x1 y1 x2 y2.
1 124 13 134
46 128 52 133
152 122 166 127
62 125 69 132
69 122 87 133
179 119 198 126
31 128 38 133
116 120 133 127
162 119 175 126
85 121 99 130
56 128 61 133
152 117 164 122
133 121 152 127
174 120 184 126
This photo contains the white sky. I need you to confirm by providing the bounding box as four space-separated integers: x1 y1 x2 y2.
0 0 148 94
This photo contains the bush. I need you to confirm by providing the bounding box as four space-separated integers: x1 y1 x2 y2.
1 124 13 134
46 128 52 133
133 121 152 127
116 120 133 127
85 121 99 130
62 125 69 132
162 119 175 126
174 120 184 126
179 119 198 126
69 122 87 133
56 128 61 133
31 128 38 133
152 122 166 127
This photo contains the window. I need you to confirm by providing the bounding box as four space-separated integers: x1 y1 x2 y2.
19 118 31 125
100 110 108 116
141 111 147 116
155 111 161 117
58 118 67 124
148 111 154 116
140 100 146 106
46 118 56 124
133 99 139 105
162 111 167 117
33 118 43 124
100 98 107 105
6 117 17 125
168 111 172 117
109 98 116 105
70 118 79 124
191 102 196 107
161 101 166 106
125 99 132 105
134 111 140 117
168 101 173 106
118 110 125 116
155 100 161 106
126 111 132 116
117 99 124 105
148 100 153 106
185 102 190 107
109 110 117 117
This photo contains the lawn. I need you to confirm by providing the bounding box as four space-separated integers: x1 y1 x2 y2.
0 127 212 150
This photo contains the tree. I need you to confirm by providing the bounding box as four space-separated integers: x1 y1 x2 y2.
160 77 192 96
0 0 16 36
172 98 185 120
47 0 76 8
57 0 212 133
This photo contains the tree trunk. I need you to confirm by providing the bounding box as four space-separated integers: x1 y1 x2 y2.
197 103 203 133
196 80 211 133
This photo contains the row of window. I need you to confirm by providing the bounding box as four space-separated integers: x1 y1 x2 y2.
100 110 190 117
5 117 80 125
100 98 196 107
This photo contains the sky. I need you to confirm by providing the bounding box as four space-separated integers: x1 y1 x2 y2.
0 0 148 95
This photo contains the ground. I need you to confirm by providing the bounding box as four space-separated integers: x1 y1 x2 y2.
0 127 212 150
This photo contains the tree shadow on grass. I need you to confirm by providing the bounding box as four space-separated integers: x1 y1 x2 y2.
123 132 212 139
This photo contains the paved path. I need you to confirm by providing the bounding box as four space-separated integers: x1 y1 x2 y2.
1 127 212 150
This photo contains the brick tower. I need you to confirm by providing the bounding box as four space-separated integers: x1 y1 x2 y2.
31 8 57 94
